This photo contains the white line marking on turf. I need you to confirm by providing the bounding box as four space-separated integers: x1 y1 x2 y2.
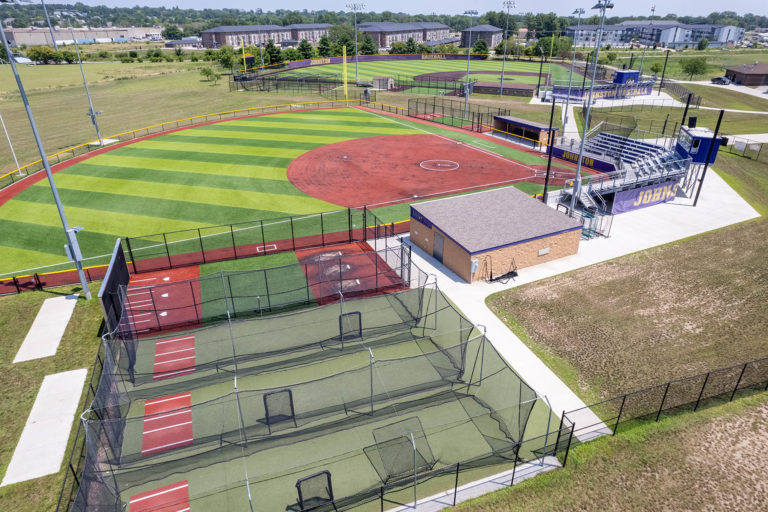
142 438 194 454
129 483 188 504
155 336 194 345
130 277 157 283
145 393 191 407
145 409 191 422
144 421 193 435
156 347 195 357
154 355 195 365
153 368 196 379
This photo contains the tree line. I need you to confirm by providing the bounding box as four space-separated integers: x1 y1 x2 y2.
1 4 765 36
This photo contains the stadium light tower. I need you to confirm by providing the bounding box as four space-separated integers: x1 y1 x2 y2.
638 4 655 76
568 0 614 217
68 17 105 146
0 7 92 299
563 8 585 125
346 2 365 85
463 9 478 119
498 1 516 98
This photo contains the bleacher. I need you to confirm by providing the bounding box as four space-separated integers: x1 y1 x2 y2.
582 132 689 180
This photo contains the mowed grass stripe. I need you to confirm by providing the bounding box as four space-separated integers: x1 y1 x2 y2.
214 124 413 137
132 140 307 158
157 133 322 150
234 115 403 129
14 188 290 227
65 164 305 195
43 174 338 214
0 219 118 258
113 147 293 168
171 128 352 145
90 154 289 181
0 199 212 238
0 245 71 274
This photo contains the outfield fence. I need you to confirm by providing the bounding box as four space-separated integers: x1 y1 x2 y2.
565 356 768 441
660 82 703 108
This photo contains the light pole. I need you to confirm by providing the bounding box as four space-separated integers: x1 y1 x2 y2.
568 0 613 217
40 0 58 50
499 1 516 98
0 11 92 299
68 18 104 146
563 8 585 125
463 9 478 119
638 4 655 76
346 3 365 85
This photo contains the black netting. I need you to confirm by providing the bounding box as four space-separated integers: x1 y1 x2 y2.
264 389 297 433
295 470 336 512
372 417 435 482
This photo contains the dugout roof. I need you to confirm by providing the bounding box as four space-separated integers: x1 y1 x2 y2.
494 115 559 133
411 187 581 255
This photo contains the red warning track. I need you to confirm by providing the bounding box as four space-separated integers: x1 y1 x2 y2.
287 133 575 208
142 393 193 457
126 267 201 334
129 480 190 512
153 335 196 381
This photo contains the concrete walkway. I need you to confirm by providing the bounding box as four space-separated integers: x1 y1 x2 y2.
13 294 79 363
1 369 87 487
390 168 759 438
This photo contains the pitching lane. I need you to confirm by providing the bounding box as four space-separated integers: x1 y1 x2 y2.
129 480 190 512
141 393 193 457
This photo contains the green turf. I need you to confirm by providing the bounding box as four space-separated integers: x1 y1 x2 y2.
199 252 299 275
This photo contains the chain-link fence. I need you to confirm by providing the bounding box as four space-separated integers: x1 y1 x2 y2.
407 97 512 132
721 135 767 163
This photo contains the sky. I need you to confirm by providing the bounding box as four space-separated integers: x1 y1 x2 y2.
75 1 767 19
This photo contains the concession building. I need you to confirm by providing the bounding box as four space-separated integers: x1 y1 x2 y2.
410 187 582 282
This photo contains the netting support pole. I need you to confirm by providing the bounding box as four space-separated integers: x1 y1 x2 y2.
189 282 200 324
369 348 375 415
260 220 266 255
348 208 352 243
264 270 272 312
305 264 311 304
162 233 172 269
363 206 368 242
230 225 238 259
410 432 417 510
509 446 519 486
452 463 460 506
290 216 296 251
380 486 384 512
198 228 205 263
125 238 137 274
655 382 671 422
320 212 325 246
723 365 742 400
561 421 575 467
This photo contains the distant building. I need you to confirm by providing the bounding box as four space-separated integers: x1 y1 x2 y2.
358 22 450 49
201 24 331 48
725 62 768 85
165 37 202 49
2 26 160 46
565 21 744 49
461 25 503 48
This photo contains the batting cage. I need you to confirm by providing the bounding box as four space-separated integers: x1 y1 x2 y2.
70 285 566 512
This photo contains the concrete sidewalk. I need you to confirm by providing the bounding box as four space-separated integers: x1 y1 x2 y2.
13 294 79 363
389 168 759 438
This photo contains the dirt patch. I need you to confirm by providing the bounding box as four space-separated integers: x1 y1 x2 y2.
287 133 577 208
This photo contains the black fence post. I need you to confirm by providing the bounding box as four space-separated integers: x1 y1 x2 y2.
554 411 565 453
452 462 460 505
230 225 238 259
260 220 267 255
347 208 352 243
561 421 575 467
198 228 206 264
613 394 627 435
730 363 748 402
290 216 296 251
509 447 519 486
13 276 20 294
363 206 368 242
380 486 384 512
305 264 311 304
263 270 272 312
162 233 172 269
189 282 201 324
125 238 138 274
320 212 325 246
694 372 711 412
656 382 671 422
34 273 43 291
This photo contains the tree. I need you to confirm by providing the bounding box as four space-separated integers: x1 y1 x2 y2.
60 50 77 64
0 44 9 64
389 41 407 54
649 62 663 75
359 33 378 55
174 47 184 57
317 35 332 57
27 46 61 64
216 45 237 70
697 37 709 50
264 40 282 64
200 66 214 81
679 57 708 80
404 37 417 54
416 43 432 54
161 25 183 40
297 39 314 59
282 47 300 62
472 39 489 59
605 52 617 64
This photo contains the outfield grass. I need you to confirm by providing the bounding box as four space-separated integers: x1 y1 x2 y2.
487 151 768 402
0 282 104 512
290 59 575 84
677 83 768 111
458 392 768 511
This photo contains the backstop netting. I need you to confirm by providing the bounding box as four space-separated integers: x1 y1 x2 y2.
120 244 425 335
71 289 553 512
407 97 512 133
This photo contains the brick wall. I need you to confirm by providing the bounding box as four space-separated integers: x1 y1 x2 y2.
410 218 471 282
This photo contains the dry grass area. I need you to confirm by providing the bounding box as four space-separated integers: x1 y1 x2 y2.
457 393 768 511
488 152 768 402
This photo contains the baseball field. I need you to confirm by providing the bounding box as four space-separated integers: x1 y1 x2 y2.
0 106 577 276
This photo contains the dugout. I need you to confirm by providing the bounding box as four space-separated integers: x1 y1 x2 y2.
492 116 558 147
410 187 582 283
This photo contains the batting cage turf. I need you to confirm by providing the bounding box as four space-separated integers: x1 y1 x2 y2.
0 107 578 275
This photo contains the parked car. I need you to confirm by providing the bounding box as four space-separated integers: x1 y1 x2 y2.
711 76 731 85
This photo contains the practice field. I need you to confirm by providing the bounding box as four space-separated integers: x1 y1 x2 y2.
289 59 575 84
0 107 578 275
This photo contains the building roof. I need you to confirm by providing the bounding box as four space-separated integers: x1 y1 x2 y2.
494 115 559 132
726 62 768 75
286 23 332 29
411 187 581 254
202 25 287 33
462 25 502 33
358 21 448 32
424 36 461 47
